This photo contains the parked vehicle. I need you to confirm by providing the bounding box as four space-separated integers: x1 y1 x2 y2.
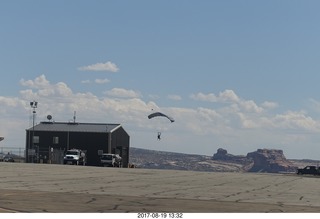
0 154 5 162
63 149 86 165
100 153 122 167
4 155 14 162
0 154 14 162
297 166 320 175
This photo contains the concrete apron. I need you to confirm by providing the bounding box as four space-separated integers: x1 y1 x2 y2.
0 163 320 213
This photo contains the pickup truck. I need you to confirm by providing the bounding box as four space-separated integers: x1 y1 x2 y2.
100 153 122 167
63 149 86 165
297 166 320 175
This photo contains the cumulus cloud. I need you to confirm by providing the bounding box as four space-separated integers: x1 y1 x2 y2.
81 79 110 84
148 94 160 100
78 61 119 72
190 90 240 103
190 90 263 113
308 98 320 114
188 89 320 135
272 111 319 132
95 78 110 84
168 94 182 101
190 92 216 102
20 75 72 99
239 100 263 113
104 88 142 98
17 79 320 137
17 76 151 126
81 80 91 84
20 74 50 89
3 75 320 159
261 101 279 109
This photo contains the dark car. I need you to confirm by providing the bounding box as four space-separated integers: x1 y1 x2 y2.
297 166 319 175
3 155 14 162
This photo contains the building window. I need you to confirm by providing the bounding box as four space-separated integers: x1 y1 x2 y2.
53 137 59 144
33 136 39 144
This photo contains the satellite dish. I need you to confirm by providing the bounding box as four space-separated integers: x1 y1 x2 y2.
47 115 52 121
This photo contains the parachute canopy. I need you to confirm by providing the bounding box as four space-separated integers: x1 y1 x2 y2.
148 112 175 123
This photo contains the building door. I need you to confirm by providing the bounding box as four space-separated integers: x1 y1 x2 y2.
49 148 64 164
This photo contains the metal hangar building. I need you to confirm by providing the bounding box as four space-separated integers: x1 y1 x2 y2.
25 121 130 167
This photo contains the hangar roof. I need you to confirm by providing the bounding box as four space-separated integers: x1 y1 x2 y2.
27 122 122 133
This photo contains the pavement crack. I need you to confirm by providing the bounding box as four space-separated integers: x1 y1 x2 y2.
85 198 96 204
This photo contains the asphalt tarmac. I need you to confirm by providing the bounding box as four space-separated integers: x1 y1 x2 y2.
0 162 320 213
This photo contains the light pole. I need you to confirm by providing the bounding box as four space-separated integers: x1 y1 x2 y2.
0 137 3 153
30 100 38 163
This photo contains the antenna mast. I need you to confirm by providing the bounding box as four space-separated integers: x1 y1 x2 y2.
73 111 76 123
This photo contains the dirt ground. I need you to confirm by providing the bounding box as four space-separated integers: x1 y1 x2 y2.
0 162 320 213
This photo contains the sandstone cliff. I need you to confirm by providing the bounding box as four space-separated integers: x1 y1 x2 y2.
212 148 297 173
246 149 296 173
130 147 317 173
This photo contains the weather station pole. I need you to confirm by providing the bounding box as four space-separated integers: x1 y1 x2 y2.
30 100 38 163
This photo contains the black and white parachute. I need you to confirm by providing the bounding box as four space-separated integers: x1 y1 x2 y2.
148 111 174 140
147 112 175 123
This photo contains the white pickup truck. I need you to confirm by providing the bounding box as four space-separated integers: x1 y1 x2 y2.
63 149 86 165
100 153 122 167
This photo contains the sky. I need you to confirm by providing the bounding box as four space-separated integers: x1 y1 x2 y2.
2 1 320 159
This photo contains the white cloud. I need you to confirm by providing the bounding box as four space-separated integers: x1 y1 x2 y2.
237 112 259 129
148 94 160 100
219 90 240 102
0 96 24 108
20 74 50 89
190 90 240 103
95 78 110 84
81 79 111 84
3 75 320 159
168 94 182 101
307 98 320 115
191 89 263 113
20 75 72 99
104 88 142 98
78 61 119 72
190 92 216 102
272 111 319 132
261 101 279 109
239 100 263 113
81 80 91 84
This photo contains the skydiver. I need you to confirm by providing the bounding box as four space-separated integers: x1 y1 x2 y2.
157 132 161 140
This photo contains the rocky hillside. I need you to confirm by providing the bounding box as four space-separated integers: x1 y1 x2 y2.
213 148 296 173
129 147 320 173
129 148 246 172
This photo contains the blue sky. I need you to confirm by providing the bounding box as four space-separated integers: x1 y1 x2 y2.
2 1 320 159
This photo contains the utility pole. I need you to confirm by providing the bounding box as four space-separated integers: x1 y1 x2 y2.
30 100 38 163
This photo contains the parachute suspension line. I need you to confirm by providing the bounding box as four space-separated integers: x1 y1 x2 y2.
148 111 174 141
